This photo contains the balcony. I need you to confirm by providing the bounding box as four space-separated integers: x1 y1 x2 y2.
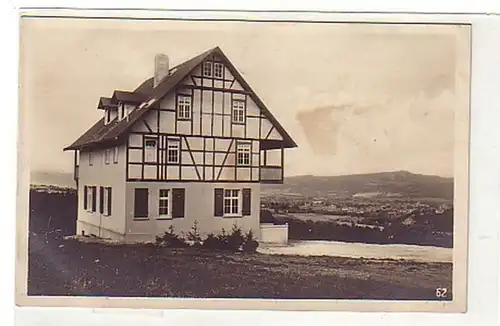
260 166 283 183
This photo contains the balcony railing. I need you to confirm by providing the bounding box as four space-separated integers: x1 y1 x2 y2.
260 166 283 183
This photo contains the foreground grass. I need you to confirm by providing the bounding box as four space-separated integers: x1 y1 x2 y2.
28 236 452 300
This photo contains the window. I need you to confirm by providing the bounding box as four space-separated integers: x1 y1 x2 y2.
113 147 119 164
88 151 93 166
214 62 223 78
237 143 251 166
215 188 251 217
167 140 180 164
103 187 112 216
177 95 192 120
104 149 110 165
145 137 157 162
232 100 245 124
224 189 240 216
85 186 96 213
158 189 171 218
118 103 125 120
203 61 212 77
104 109 112 124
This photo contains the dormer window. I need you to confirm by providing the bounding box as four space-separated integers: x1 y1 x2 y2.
214 62 223 79
203 61 212 77
118 103 125 120
104 109 112 125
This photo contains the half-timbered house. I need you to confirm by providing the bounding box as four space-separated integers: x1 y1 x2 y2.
64 46 297 243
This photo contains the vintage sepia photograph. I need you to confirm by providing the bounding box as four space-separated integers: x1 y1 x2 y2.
16 12 471 312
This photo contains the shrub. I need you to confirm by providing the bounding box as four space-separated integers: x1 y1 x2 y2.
155 226 189 248
242 230 259 253
186 221 203 248
201 233 222 250
226 225 245 251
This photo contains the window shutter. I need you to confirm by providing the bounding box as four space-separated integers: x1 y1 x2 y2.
83 186 88 210
214 188 224 217
91 187 97 212
172 188 185 218
99 186 104 214
242 188 251 216
134 188 149 218
107 188 112 216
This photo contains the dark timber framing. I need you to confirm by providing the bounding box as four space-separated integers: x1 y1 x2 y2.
117 51 287 184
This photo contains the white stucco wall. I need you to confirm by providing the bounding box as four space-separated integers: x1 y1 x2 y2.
76 145 127 238
124 182 261 242
260 223 289 244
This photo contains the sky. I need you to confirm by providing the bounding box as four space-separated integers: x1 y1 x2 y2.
20 18 470 177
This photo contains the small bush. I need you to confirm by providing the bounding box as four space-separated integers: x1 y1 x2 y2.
226 225 245 251
201 233 223 250
155 226 189 248
242 230 259 253
186 221 203 248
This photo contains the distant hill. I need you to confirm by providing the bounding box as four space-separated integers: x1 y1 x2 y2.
31 171 75 189
262 171 453 200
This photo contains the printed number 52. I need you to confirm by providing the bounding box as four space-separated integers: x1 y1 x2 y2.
436 288 447 298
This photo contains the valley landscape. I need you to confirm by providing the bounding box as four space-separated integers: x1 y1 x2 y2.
26 170 454 299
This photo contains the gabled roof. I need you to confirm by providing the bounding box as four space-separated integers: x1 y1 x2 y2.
97 97 117 110
64 46 297 151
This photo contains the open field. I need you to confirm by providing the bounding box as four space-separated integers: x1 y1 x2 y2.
28 236 452 300
26 187 453 300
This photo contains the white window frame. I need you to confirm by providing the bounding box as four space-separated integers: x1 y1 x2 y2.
113 147 119 164
104 109 112 125
118 103 125 120
86 187 93 212
144 137 158 163
177 95 192 120
232 100 245 124
223 189 241 217
158 189 172 219
103 187 110 216
167 140 180 164
203 61 213 77
214 62 223 79
104 149 110 165
88 151 93 166
236 143 251 166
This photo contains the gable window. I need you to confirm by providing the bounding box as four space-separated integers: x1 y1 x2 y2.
236 143 251 166
104 149 111 165
113 147 119 164
158 189 171 218
203 61 212 77
88 151 93 166
224 189 240 216
167 139 180 164
177 95 192 120
232 100 245 124
214 62 223 79
145 137 158 163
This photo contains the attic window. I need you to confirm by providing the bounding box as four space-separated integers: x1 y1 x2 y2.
214 62 223 79
177 95 192 120
104 109 112 125
118 103 125 120
203 61 212 77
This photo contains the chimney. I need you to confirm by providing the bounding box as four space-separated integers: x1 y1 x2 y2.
154 53 170 88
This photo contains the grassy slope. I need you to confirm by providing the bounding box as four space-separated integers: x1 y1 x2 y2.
27 187 452 300
28 238 452 300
